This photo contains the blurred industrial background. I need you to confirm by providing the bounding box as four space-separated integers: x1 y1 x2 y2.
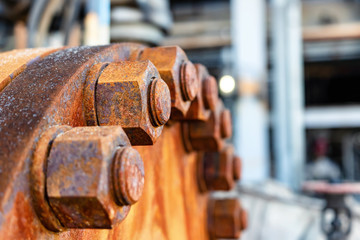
2 0 360 239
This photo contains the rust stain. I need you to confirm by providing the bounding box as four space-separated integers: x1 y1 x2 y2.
0 47 63 92
0 192 41 240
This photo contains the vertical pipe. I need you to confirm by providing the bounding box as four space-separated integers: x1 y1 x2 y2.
231 0 269 182
271 0 305 189
85 0 110 45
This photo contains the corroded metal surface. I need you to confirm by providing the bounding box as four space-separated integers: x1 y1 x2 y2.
0 44 245 240
0 47 62 92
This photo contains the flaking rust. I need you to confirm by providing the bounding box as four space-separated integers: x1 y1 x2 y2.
0 44 246 240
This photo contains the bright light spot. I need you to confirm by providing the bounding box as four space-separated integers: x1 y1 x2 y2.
219 75 235 94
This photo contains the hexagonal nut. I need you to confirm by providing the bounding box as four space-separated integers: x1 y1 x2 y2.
186 100 226 151
208 198 242 239
95 60 171 145
202 146 235 191
139 46 200 119
46 126 137 229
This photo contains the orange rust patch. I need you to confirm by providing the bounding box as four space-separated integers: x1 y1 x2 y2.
0 48 62 92
0 192 41 240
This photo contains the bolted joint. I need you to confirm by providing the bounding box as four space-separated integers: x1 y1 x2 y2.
46 126 144 229
94 60 171 145
112 147 145 206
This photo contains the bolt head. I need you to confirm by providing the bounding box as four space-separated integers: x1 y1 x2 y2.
149 79 171 126
112 147 145 205
180 61 199 101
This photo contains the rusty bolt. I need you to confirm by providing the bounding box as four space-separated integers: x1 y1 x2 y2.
233 155 242 181
180 60 198 101
149 78 171 126
95 60 171 145
220 109 232 139
202 75 218 111
201 146 235 191
139 46 200 119
208 198 243 239
46 126 144 229
112 147 145 205
184 100 228 151
183 63 220 121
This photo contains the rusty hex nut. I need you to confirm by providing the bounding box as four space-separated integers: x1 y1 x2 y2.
201 146 235 191
46 126 143 229
139 46 199 119
208 198 243 239
184 64 212 121
95 60 171 145
185 101 227 151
